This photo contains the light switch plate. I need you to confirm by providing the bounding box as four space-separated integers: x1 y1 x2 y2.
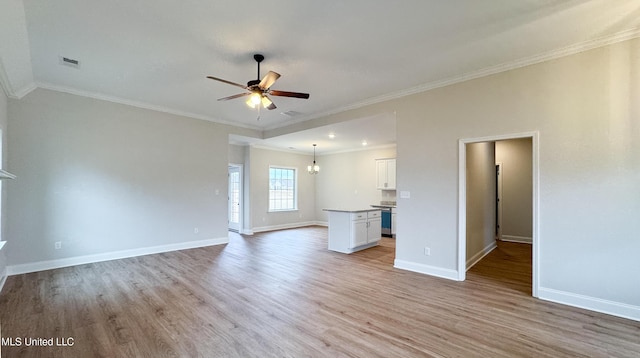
400 191 410 199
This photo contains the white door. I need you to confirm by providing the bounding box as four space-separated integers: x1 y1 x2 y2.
228 165 241 232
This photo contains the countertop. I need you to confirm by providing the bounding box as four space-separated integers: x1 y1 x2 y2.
323 208 382 213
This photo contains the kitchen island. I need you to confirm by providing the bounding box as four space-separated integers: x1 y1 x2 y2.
323 208 382 254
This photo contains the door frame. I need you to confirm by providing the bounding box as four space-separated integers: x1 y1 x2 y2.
228 164 243 232
457 131 539 297
495 162 503 241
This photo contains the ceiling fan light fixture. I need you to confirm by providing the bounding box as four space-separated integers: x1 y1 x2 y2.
251 93 262 105
261 96 272 108
246 92 261 108
207 54 310 116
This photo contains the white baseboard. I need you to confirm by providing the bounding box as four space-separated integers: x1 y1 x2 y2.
7 237 229 276
501 235 532 244
466 241 497 271
251 221 324 233
394 259 459 281
538 287 640 322
0 241 6 293
240 222 325 235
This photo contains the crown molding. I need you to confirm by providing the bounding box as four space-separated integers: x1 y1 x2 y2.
249 143 309 155
34 82 262 131
319 143 396 156
5 27 640 133
249 142 396 156
0 58 37 100
275 27 640 129
0 58 16 98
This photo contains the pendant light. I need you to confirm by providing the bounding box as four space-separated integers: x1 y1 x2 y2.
307 144 319 174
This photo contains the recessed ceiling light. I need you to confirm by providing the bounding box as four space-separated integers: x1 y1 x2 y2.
329 133 335 139
362 140 368 146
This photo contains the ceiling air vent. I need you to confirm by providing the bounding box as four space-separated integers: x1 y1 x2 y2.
59 56 80 69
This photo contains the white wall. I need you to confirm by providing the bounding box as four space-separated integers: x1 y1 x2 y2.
3 34 639 321
6 88 259 270
396 38 640 314
315 146 396 223
267 37 640 319
466 142 496 264
228 144 245 165
496 138 532 240
0 88 8 284
247 146 316 232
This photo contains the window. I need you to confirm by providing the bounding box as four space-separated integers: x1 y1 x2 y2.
269 166 297 211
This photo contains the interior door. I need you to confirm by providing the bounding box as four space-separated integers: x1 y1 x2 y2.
495 163 503 240
228 165 241 232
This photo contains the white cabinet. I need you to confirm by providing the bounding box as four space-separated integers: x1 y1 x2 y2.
351 218 368 248
376 158 396 190
326 210 382 254
365 211 381 245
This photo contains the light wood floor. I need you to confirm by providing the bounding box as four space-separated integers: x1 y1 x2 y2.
1 227 639 357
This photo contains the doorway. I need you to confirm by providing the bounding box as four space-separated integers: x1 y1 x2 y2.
495 163 502 241
458 132 538 297
228 164 242 232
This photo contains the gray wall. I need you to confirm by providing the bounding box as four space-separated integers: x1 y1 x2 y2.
466 142 496 262
6 88 259 267
496 138 532 240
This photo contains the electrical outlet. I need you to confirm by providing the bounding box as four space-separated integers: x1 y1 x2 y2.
55 241 62 250
424 247 430 256
194 227 199 234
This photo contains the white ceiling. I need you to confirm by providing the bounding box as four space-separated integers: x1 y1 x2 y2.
2 1 640 152
231 111 396 155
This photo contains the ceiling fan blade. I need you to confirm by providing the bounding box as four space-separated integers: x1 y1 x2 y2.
262 95 277 110
217 92 250 101
258 71 281 90
269 90 310 99
206 76 248 90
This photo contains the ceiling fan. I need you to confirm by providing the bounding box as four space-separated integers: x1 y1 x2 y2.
207 54 309 112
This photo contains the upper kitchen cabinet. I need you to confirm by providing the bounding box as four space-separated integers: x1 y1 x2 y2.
376 158 396 190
